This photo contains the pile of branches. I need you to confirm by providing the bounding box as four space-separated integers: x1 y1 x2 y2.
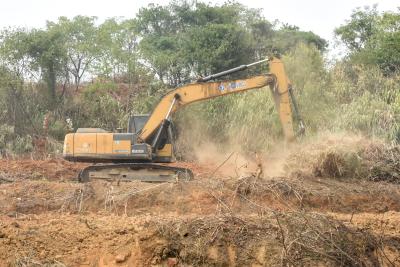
151 212 379 266
362 144 400 183
312 143 400 183
312 150 352 179
285 135 400 184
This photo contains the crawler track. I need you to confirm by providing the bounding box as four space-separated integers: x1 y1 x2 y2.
78 163 194 182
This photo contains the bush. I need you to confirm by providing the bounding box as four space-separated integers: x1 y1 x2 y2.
79 91 125 130
83 81 118 99
0 125 33 156
11 135 33 155
48 120 68 140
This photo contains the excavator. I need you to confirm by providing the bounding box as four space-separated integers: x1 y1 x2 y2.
63 56 304 182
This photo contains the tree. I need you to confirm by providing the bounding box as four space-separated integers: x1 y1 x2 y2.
136 1 327 87
97 18 139 84
246 14 275 59
47 16 99 90
335 5 379 51
273 28 327 53
335 6 400 74
0 28 33 79
184 23 253 75
137 2 259 86
26 28 67 103
136 3 183 85
372 11 400 73
0 66 24 135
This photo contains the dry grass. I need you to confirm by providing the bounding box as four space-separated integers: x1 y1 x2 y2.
285 133 400 183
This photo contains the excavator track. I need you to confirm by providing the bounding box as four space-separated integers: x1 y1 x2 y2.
78 163 193 183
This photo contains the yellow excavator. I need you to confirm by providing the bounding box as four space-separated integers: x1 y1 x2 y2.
63 56 304 182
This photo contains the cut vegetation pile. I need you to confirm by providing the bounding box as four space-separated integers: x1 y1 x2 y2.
285 133 400 183
150 212 380 266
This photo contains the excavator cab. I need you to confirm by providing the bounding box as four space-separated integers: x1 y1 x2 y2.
127 115 149 134
127 114 175 163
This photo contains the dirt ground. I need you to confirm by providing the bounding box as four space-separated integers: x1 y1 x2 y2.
1 136 400 266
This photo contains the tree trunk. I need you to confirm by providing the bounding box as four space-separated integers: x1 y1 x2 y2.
46 63 57 109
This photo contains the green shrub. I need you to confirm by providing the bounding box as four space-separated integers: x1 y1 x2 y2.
9 135 33 155
83 81 118 99
48 120 68 140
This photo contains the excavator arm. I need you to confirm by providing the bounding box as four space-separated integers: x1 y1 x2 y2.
139 56 299 147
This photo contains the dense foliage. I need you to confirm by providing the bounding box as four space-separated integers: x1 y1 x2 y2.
335 5 400 74
0 1 398 156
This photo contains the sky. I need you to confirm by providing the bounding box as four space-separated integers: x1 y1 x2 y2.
0 0 398 55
